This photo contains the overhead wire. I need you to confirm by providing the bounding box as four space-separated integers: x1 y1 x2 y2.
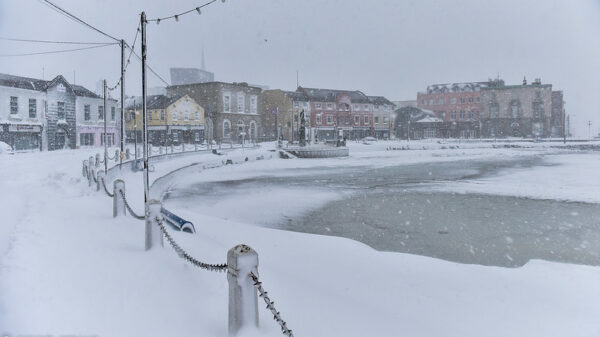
0 43 116 57
145 0 219 23
0 37 113 45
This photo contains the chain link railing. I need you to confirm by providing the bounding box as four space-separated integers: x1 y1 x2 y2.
155 215 228 272
250 272 294 337
118 189 146 220
100 176 114 197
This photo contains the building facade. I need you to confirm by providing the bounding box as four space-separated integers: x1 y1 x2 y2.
479 78 553 138
74 86 119 148
551 91 565 137
297 87 374 140
167 82 261 143
259 89 310 141
126 94 205 146
368 96 395 139
416 82 487 138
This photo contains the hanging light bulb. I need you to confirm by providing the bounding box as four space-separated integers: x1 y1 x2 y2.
196 7 201 15
174 15 179 22
221 0 226 3
156 18 160 24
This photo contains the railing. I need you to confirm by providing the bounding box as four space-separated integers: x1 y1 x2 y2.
81 146 294 336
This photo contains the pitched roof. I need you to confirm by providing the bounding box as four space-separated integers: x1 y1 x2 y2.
368 95 394 106
130 94 184 110
0 73 48 91
297 87 371 103
0 73 100 98
283 90 309 101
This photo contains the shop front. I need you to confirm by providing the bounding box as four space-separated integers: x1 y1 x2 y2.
0 123 43 151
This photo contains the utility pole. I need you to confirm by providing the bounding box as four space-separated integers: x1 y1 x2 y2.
103 79 108 173
120 39 125 168
141 11 150 205
134 99 138 160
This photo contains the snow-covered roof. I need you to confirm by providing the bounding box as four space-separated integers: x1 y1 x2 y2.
415 116 444 123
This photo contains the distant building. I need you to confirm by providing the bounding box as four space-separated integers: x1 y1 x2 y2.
170 68 214 85
479 78 554 138
0 73 118 151
417 81 488 138
392 100 417 109
394 106 441 139
259 89 310 141
551 91 565 137
296 87 374 140
167 82 261 143
126 94 205 145
368 96 395 139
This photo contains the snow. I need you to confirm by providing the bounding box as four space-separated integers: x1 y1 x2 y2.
427 153 600 203
1 141 600 337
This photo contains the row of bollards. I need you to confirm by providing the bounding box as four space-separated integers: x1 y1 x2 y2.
83 153 262 337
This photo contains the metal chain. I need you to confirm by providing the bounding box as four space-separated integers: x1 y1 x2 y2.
100 176 114 197
250 272 294 337
119 189 146 220
155 216 228 272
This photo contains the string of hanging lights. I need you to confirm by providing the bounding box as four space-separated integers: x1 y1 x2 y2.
145 0 224 24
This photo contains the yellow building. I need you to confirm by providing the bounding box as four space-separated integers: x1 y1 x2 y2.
126 94 205 145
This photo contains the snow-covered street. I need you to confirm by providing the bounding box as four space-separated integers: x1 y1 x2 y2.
1 141 600 337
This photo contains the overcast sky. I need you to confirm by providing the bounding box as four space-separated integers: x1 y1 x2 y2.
1 0 599 136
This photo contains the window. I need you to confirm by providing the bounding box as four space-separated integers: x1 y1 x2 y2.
223 94 231 112
374 105 379 111
98 105 104 120
101 133 115 146
364 105 369 110
422 99 426 105
438 98 444 104
184 112 189 121
345 116 350 124
460 98 466 103
84 105 91 121
29 99 36 118
58 102 65 119
383 116 389 123
374 116 380 124
10 96 18 114
161 110 165 120
354 104 359 110
511 103 519 118
468 97 474 103
316 114 322 124
354 116 360 124
172 132 179 142
294 102 299 108
237 93 245 113
195 111 200 120
250 96 257 113
223 120 231 137
450 111 457 120
149 112 153 121
326 103 333 110
195 132 200 142
533 102 543 118
490 105 499 118
326 115 333 124
80 133 94 146
316 103 322 109
450 97 457 104
469 110 474 119
364 115 370 124
111 107 116 121
172 111 178 121
477 97 481 102
429 99 434 105
460 110 465 119
249 121 256 138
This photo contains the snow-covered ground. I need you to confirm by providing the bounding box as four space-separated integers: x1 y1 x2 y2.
1 141 600 337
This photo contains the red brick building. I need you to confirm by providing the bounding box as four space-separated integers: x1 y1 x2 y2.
416 82 488 138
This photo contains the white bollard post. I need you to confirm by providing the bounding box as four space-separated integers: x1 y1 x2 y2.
113 179 126 217
125 148 131 160
96 170 105 192
159 146 163 155
83 160 88 178
115 149 120 163
171 144 174 154
88 167 95 187
228 244 259 336
95 153 101 167
145 199 164 250
195 143 198 151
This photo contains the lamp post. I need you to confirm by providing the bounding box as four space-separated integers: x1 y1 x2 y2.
103 79 108 173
